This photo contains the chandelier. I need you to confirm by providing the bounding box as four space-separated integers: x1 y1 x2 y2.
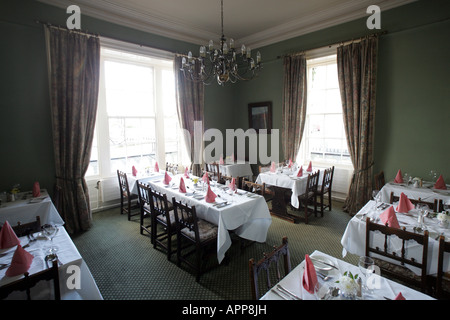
180 0 262 86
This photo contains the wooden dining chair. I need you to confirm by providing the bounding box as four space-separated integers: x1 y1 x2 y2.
12 216 41 237
435 235 450 299
204 162 220 182
389 192 442 212
0 259 60 300
149 189 177 261
117 170 139 221
374 171 385 191
136 181 152 238
249 237 291 300
298 170 320 224
315 166 334 216
241 178 273 203
365 217 429 292
172 197 218 282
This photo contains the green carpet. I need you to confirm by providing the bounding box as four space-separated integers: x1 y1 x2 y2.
72 201 359 300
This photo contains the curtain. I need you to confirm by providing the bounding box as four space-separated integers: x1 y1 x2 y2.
282 54 307 162
174 56 205 177
337 37 378 216
45 27 100 234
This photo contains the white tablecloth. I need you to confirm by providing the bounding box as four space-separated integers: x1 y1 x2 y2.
0 190 64 227
255 168 324 208
148 175 272 263
379 181 450 205
219 162 253 179
128 172 166 195
260 250 434 300
341 200 450 275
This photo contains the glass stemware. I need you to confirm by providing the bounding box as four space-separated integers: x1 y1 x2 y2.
43 224 58 254
358 256 375 295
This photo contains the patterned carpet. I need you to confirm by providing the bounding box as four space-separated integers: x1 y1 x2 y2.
72 200 359 300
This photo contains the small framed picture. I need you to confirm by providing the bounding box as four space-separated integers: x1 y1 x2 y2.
248 101 272 134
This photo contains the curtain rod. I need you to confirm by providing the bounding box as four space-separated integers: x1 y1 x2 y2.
278 30 388 59
36 20 100 38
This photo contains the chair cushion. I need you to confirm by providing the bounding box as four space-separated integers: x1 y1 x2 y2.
181 219 218 243
372 257 422 282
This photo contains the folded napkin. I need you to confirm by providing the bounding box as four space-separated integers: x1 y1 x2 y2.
379 206 400 229
132 165 138 177
32 181 41 197
205 185 217 203
202 172 210 184
231 153 235 162
229 178 236 191
396 192 415 213
288 158 293 168
297 166 303 177
306 161 312 172
394 292 406 300
184 167 190 179
179 177 187 193
5 245 34 277
394 169 403 183
434 175 447 190
0 220 21 249
302 254 318 294
163 171 172 185
154 162 159 172
219 155 224 165
270 161 276 173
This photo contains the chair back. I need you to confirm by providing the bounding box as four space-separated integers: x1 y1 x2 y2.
374 171 385 190
365 218 429 291
242 179 266 196
12 216 41 237
172 198 200 243
389 192 442 212
249 237 291 300
204 162 220 181
136 182 151 215
320 166 334 193
436 235 450 299
149 189 171 224
0 260 60 300
306 170 320 194
117 170 130 197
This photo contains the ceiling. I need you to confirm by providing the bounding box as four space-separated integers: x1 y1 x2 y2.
38 0 416 48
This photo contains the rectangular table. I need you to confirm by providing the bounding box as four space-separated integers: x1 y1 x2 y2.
341 200 450 276
147 175 272 263
219 162 253 179
379 181 450 206
260 250 434 300
128 172 166 195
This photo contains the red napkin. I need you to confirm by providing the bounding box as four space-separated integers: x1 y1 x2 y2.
288 158 293 168
302 254 318 294
202 172 210 184
5 245 34 277
229 178 236 191
184 167 190 179
179 177 187 193
219 155 224 165
394 292 406 300
394 169 403 183
132 166 138 177
0 220 21 249
205 185 217 203
163 171 172 185
306 161 312 172
434 175 447 190
270 161 276 173
297 166 303 177
396 192 414 213
32 182 41 197
231 153 235 162
379 206 400 229
154 162 159 172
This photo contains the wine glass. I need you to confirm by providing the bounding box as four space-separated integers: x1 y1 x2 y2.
358 256 375 294
43 224 58 254
372 190 380 207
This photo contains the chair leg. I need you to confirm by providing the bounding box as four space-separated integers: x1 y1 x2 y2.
320 194 324 217
304 200 309 224
196 246 202 282
328 192 332 211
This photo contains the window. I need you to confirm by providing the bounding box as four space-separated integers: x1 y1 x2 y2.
296 54 352 167
87 44 189 180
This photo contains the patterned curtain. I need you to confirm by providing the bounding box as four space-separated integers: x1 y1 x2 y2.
337 37 378 215
282 54 307 162
174 56 205 177
45 27 100 233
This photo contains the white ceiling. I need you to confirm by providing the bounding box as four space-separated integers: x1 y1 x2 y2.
39 0 416 48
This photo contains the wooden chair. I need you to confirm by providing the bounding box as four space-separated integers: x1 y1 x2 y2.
435 235 450 299
0 260 60 300
298 170 320 224
249 237 291 300
218 174 237 188
365 217 429 292
241 178 273 203
149 189 177 261
117 170 139 221
374 171 385 191
315 166 334 215
136 182 152 238
204 162 220 182
389 192 442 212
172 197 218 282
166 162 178 174
12 216 41 237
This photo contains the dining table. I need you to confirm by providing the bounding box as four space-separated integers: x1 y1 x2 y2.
341 200 450 276
146 174 272 264
128 171 166 195
260 250 434 300
255 167 324 223
219 162 253 179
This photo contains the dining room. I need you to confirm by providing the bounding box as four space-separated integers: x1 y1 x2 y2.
1 0 449 309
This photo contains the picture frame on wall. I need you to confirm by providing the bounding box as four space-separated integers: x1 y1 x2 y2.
248 101 272 134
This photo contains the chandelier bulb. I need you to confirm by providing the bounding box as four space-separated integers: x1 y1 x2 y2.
209 40 214 51
241 44 246 55
223 42 228 54
257 51 261 63
246 47 251 59
229 38 234 49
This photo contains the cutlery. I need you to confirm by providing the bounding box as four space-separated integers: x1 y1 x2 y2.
317 271 332 281
310 257 339 270
276 285 301 300
271 288 290 300
0 263 10 270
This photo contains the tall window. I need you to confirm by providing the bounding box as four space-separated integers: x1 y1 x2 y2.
87 45 188 179
297 54 352 166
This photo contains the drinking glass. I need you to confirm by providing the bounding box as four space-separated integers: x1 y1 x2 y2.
372 190 380 207
358 256 375 294
43 224 58 254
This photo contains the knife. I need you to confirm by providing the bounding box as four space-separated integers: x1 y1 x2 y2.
276 285 301 300
310 257 339 270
